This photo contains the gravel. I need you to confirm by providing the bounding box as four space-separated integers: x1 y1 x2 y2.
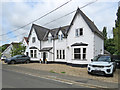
14 63 119 83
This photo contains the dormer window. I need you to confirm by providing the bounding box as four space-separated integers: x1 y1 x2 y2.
58 34 63 41
32 37 35 43
48 36 52 43
48 33 52 43
75 28 83 37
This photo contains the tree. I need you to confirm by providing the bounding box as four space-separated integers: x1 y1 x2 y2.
113 7 120 55
10 43 26 57
102 27 107 50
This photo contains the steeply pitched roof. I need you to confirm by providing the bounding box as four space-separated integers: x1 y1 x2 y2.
66 8 104 39
28 8 104 41
43 25 69 41
28 24 50 41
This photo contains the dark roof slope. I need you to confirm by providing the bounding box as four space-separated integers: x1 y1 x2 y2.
28 8 104 41
28 24 50 41
66 8 104 39
43 25 70 41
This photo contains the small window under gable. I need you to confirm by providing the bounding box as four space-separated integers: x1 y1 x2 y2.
75 28 83 37
48 33 52 43
32 37 35 43
58 30 64 41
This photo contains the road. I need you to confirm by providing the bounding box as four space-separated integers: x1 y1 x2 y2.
2 64 118 89
2 64 86 88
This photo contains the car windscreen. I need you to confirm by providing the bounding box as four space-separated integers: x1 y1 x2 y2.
93 56 99 61
97 56 111 62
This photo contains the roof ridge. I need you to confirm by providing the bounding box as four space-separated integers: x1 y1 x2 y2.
33 23 50 30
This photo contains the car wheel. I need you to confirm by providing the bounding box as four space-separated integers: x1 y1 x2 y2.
11 61 15 64
26 60 30 64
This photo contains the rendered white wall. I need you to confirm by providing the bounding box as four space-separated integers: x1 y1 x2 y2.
67 13 94 64
94 34 104 56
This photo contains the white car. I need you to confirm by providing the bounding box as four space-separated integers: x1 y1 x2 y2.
87 55 116 77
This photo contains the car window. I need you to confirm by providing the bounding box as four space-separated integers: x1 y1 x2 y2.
21 55 27 57
97 56 111 62
93 56 99 61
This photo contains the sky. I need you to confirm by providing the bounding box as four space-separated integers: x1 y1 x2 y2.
0 0 119 46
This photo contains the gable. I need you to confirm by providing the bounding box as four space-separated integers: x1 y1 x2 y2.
28 24 49 41
66 8 104 39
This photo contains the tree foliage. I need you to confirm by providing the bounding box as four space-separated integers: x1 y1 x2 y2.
113 7 120 55
102 27 116 55
10 43 26 57
102 27 107 50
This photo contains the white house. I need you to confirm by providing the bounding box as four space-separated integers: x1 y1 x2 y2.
21 37 29 56
26 8 104 65
2 42 19 58
21 37 28 47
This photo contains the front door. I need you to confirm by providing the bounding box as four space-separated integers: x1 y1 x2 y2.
43 52 46 63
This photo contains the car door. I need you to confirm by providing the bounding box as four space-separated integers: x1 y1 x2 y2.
21 55 27 62
16 55 23 63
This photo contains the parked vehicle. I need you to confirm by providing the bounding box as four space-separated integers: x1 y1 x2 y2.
112 55 120 68
87 55 116 77
4 55 30 64
1 56 7 61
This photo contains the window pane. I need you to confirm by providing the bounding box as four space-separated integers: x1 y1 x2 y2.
30 50 33 58
74 54 81 59
57 50 59 59
74 48 80 53
83 48 86 53
80 28 83 35
60 50 62 59
63 50 65 59
75 29 79 36
83 54 86 59
34 50 37 58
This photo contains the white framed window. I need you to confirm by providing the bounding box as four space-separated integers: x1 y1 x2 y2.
56 50 65 59
48 36 52 43
73 48 87 60
32 37 35 43
58 34 63 41
74 48 81 59
75 28 83 37
30 50 37 58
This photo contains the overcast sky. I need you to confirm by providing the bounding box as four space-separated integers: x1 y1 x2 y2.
0 0 119 46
